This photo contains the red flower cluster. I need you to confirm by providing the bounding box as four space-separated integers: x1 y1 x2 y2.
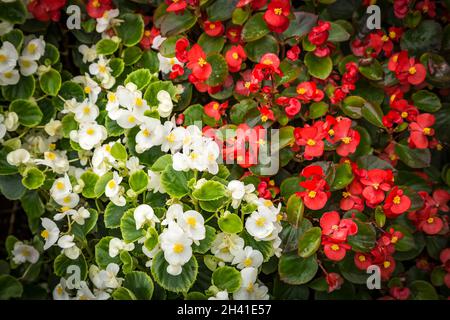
27 0 66 22
355 228 404 280
204 101 229 121
296 81 324 102
257 177 280 199
408 189 449 235
330 62 359 104
408 113 436 149
86 0 112 18
225 45 247 73
276 97 301 118
308 21 333 57
296 165 330 210
320 211 358 261
328 117 361 157
388 51 427 86
263 0 291 33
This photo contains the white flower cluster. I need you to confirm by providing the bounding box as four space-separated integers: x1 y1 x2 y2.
159 204 206 275
0 37 45 85
96 9 120 34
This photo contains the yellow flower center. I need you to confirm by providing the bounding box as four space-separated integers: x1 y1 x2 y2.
135 98 143 107
84 86 91 94
331 244 340 251
308 190 317 198
41 230 49 239
383 261 391 268
306 139 316 146
83 106 91 114
186 216 196 227
144 30 151 37
142 129 150 137
408 67 416 75
86 128 95 135
341 137 352 144
47 152 56 160
27 43 37 54
423 127 431 135
328 129 335 136
358 255 366 262
4 71 13 78
198 57 207 67
213 103 219 110
166 133 175 143
391 236 398 243
331 224 339 231
342 191 350 198
389 31 396 39
92 0 100 7
381 35 389 42
401 111 408 118
244 81 251 89
244 258 253 267
56 181 65 190
108 180 116 189
232 52 239 60
393 195 401 204
274 8 283 15
128 115 136 123
99 65 107 73
173 243 184 253
427 217 434 224
264 200 273 207
209 23 215 29
256 217 266 227
297 87 306 95
0 54 6 62
22 59 31 68
261 115 268 122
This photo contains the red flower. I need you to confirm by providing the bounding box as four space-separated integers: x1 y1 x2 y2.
166 0 187 13
204 101 228 121
340 182 364 212
225 45 246 73
359 169 393 207
416 0 436 17
263 0 291 33
308 21 331 46
258 106 275 123
320 211 358 242
383 187 411 218
326 273 344 293
140 28 160 50
354 253 373 270
87 0 112 18
252 53 282 81
393 0 410 19
27 0 66 22
237 0 267 10
235 70 258 96
187 44 212 81
276 97 301 118
433 189 450 212
204 20 224 37
294 121 326 160
330 117 360 157
408 113 435 149
390 287 411 300
175 38 190 63
379 256 396 280
323 241 351 261
226 26 243 44
419 215 444 235
286 45 301 61
389 51 427 86
296 166 330 210
296 82 324 102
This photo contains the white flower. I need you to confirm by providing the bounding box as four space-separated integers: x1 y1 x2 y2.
205 140 220 174
161 122 185 153
227 181 255 209
72 207 91 225
0 41 18 73
116 83 138 109
70 121 107 150
41 218 60 250
135 118 164 153
73 99 99 123
177 210 206 244
115 109 141 129
211 233 245 263
157 53 183 74
12 242 39 265
208 290 229 300
91 143 116 176
78 44 98 63
73 74 101 103
105 171 122 198
55 193 80 209
157 90 173 118
245 206 277 240
75 281 108 300
6 148 30 166
0 69 19 85
89 56 111 80
44 119 62 136
3 111 18 131
22 37 45 60
147 170 165 194
34 150 69 174
108 237 135 258
161 203 183 226
232 246 263 270
152 35 166 50
142 243 160 268
126 156 143 174
233 267 269 300
18 56 38 76
50 174 72 200
172 152 190 172
89 263 123 290
53 278 70 300
160 222 193 276
134 204 160 230
96 9 120 33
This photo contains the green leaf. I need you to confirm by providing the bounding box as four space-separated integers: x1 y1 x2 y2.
412 90 442 112
9 99 43 127
206 0 238 21
112 287 137 300
151 155 173 172
280 177 303 199
409 280 438 300
278 253 318 285
123 271 154 300
297 227 321 258
120 209 145 242
390 224 415 252
144 80 177 106
42 43 59 65
21 167 45 190
54 253 88 280
160 165 193 198
183 104 204 126
361 101 384 128
205 53 229 86
232 7 251 25
0 1 26 24
347 220 376 252
159 11 197 37
80 171 99 198
218 213 243 234
192 180 226 201
212 266 241 293
230 100 257 124
242 13 269 42
2 29 23 50
0 149 17 175
122 47 143 66
401 20 442 56
39 69 61 96
0 275 23 300
241 231 274 262
198 33 225 54
95 236 121 269
72 209 98 240
1 75 35 101
110 142 128 162
338 253 369 285
358 59 383 81
330 162 353 191
328 22 350 42
245 35 279 63
286 194 304 228
52 81 84 110
282 11 317 40
192 225 216 254
0 174 26 200
110 58 125 77
96 38 119 55
125 68 152 91
309 102 329 119
375 206 386 228
395 143 431 169
116 14 144 47
21 190 44 220
341 95 364 119
151 251 198 293
105 203 132 229
304 52 332 80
